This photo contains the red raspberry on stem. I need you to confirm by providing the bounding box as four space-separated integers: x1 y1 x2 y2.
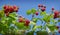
24 19 30 26
52 7 54 11
4 7 9 13
14 8 18 12
13 5 17 9
9 6 14 13
38 4 41 7
41 7 46 12
54 14 58 19
54 11 59 19
3 5 8 9
58 30 60 33
18 17 24 22
35 12 39 16
54 11 59 15
58 12 60 18
13 6 19 12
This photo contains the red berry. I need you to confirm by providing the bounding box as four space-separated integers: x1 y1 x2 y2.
58 12 60 17
13 5 19 12
41 7 46 12
52 7 54 11
25 19 30 26
13 5 16 8
35 12 39 15
3 5 8 9
43 6 46 8
54 11 59 18
4 8 9 13
14 7 18 12
9 6 14 13
25 19 30 24
54 11 59 14
18 18 24 22
24 23 29 26
40 4 43 7
38 4 41 7
58 30 60 33
54 14 58 19
15 9 18 12
56 26 59 29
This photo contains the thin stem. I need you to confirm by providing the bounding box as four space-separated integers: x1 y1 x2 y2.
31 14 34 21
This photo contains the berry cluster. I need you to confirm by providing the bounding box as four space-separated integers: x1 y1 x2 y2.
54 11 60 19
38 4 60 19
18 16 30 26
3 5 19 16
38 4 46 12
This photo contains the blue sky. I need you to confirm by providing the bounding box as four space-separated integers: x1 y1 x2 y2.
0 0 60 35
0 0 60 17
0 0 60 20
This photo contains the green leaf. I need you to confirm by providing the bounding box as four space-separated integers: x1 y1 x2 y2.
26 10 31 15
37 31 48 35
29 21 36 25
33 26 41 31
0 10 4 18
47 24 56 32
9 12 18 17
26 31 34 35
31 8 36 14
58 19 60 22
9 14 17 20
32 18 38 23
40 12 46 16
33 26 37 31
15 22 24 29
37 26 42 28
43 14 52 22
9 12 18 19
1 17 6 24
